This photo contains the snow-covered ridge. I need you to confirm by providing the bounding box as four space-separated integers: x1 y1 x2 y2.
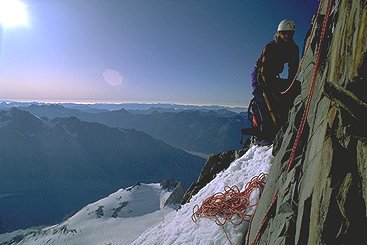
132 145 273 245
3 182 178 245
69 183 171 222
1 145 273 245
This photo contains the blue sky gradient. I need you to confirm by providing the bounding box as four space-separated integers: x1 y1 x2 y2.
0 0 318 107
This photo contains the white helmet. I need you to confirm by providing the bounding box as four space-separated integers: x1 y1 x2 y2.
277 19 295 32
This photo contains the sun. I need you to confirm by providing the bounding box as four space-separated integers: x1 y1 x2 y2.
0 0 29 28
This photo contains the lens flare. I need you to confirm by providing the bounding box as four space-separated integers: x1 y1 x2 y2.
0 0 29 28
102 69 124 86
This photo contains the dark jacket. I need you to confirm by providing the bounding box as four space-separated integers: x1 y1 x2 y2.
254 39 300 127
256 39 299 91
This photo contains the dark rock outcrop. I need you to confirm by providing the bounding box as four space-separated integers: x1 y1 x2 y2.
247 1 367 244
161 179 185 208
181 142 250 205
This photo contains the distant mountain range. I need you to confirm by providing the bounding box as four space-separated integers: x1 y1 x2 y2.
0 101 246 114
0 108 204 234
2 103 250 154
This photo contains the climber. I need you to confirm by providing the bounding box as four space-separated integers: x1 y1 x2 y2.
242 19 301 146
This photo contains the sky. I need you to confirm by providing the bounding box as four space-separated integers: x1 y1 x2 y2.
0 145 273 244
0 0 318 107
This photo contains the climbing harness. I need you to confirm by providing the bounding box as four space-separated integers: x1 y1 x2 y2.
192 173 267 245
247 0 334 244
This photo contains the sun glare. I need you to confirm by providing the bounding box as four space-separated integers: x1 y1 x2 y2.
0 0 29 28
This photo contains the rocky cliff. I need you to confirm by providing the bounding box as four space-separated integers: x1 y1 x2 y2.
247 0 367 244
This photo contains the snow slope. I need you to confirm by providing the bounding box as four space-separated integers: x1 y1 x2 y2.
1 145 273 245
132 145 273 245
7 183 176 245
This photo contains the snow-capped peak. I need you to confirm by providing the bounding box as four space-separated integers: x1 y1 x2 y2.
69 182 170 224
6 182 179 245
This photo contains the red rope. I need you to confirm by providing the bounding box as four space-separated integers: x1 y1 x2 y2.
192 173 267 244
285 0 333 172
249 0 334 244
246 191 279 245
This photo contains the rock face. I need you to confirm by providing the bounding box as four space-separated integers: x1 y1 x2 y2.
160 179 185 208
248 1 367 244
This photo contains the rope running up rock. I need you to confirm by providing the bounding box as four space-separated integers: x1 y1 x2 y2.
248 0 334 244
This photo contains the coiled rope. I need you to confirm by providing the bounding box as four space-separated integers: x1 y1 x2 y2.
248 0 334 244
192 173 267 245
